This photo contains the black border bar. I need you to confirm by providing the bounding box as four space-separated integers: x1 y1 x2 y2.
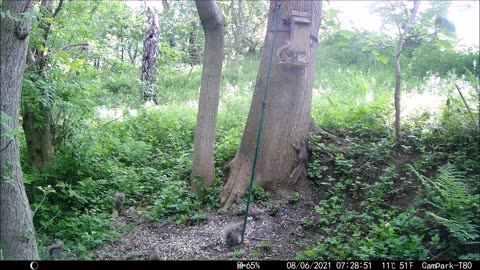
0 260 478 270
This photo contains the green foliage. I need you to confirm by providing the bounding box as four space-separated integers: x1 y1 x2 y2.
267 203 280 217
13 0 478 260
334 153 354 176
354 209 429 260
233 248 245 260
300 217 315 229
407 43 479 79
215 127 241 165
288 192 301 204
251 183 269 203
299 166 430 260
256 241 273 252
153 180 194 219
411 164 480 256
191 177 222 210
1 112 21 140
317 30 380 70
33 185 119 259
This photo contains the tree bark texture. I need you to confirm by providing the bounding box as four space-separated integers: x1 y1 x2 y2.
191 0 225 194
220 1 323 210
141 6 160 104
0 0 40 260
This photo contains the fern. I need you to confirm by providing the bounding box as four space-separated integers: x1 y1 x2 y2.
409 164 480 245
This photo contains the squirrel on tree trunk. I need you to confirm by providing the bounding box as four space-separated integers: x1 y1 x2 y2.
288 143 308 185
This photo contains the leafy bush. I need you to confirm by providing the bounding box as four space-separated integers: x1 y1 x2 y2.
354 209 429 260
153 180 194 219
411 164 480 257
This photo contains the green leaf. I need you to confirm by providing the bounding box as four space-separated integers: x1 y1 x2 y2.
375 54 389 65
436 39 453 51
1 112 20 140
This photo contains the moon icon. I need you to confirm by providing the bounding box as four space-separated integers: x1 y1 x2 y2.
30 261 39 270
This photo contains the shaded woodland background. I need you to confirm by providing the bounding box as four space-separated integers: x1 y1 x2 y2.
0 0 479 260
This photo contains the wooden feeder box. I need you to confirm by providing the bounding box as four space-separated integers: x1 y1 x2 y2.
280 11 312 66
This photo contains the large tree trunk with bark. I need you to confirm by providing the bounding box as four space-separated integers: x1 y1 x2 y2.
191 0 225 194
22 0 63 170
141 6 160 104
0 0 40 260
220 1 323 210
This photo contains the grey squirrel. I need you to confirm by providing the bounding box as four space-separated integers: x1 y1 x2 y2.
224 221 243 247
48 240 66 260
113 192 126 215
276 40 296 63
148 246 161 260
288 143 308 185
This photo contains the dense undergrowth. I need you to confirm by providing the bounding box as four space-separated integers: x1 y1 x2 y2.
20 44 479 259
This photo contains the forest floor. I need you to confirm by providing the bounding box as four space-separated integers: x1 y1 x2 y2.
92 135 425 261
94 178 323 261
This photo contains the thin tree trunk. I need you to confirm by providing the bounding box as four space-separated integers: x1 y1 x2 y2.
394 0 420 140
1 0 40 260
188 21 201 66
162 0 170 11
394 53 402 138
220 1 323 210
191 0 225 194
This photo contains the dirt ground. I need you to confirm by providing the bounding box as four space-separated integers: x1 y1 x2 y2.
93 133 426 261
94 179 323 261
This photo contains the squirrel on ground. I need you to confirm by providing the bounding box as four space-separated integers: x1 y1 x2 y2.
224 221 244 247
148 246 161 260
113 192 126 215
288 143 308 185
48 240 66 260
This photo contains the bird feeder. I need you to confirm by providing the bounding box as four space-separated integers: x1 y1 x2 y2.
278 11 312 66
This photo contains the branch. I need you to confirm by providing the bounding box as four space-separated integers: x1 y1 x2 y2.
397 0 420 55
98 115 123 130
360 32 395 50
52 0 64 18
455 83 480 133
401 0 420 39
26 43 89 69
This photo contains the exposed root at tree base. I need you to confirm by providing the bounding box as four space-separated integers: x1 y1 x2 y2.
219 156 253 210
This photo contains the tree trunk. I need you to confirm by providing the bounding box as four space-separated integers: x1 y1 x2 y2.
162 0 170 11
22 111 55 169
188 21 201 66
22 0 63 170
394 0 420 140
191 0 225 194
220 1 323 210
141 6 160 104
0 0 40 260
394 53 402 139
